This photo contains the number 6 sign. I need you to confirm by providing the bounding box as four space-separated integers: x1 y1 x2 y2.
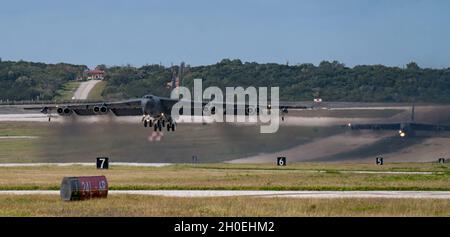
277 157 287 166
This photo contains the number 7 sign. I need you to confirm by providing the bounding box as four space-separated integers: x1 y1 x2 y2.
96 157 109 169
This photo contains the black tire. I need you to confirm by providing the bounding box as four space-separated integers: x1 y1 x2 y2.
167 124 171 132
144 120 148 127
149 120 153 127
153 124 157 131
171 123 176 131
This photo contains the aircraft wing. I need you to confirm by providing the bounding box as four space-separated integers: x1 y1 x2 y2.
160 97 181 114
23 99 143 116
23 96 311 117
347 123 401 130
410 123 450 131
202 101 309 112
169 99 310 116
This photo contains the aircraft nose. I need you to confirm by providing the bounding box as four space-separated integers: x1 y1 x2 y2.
143 98 154 110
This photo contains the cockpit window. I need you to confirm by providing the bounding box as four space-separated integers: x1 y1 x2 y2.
144 95 153 99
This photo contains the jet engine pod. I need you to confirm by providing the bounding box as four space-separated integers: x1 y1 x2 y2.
99 106 108 114
57 107 73 116
93 105 109 115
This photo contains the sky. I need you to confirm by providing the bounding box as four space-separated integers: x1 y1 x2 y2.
1 0 450 69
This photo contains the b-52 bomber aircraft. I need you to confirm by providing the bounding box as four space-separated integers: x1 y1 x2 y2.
25 94 308 132
346 104 450 137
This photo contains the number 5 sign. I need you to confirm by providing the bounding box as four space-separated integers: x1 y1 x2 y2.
96 157 109 169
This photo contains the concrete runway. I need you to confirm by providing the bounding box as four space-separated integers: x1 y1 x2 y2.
0 113 53 122
0 190 449 199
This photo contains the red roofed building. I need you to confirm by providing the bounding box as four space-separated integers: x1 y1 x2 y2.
86 67 105 80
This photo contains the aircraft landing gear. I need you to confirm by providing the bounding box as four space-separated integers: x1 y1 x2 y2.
143 114 175 132
142 114 151 128
153 120 162 131
166 122 176 132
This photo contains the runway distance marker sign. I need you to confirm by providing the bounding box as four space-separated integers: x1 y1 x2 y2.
96 157 109 169
277 157 286 166
376 157 384 165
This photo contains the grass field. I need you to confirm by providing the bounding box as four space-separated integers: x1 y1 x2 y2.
0 163 448 217
0 122 47 162
0 163 448 191
0 195 448 216
54 81 81 101
87 80 107 100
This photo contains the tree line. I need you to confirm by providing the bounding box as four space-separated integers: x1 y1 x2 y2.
0 60 87 101
103 59 450 103
2 59 450 103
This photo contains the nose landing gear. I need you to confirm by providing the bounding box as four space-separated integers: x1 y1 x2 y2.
166 122 176 132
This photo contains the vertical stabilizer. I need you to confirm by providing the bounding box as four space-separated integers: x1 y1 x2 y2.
171 64 177 89
170 62 184 98
178 62 185 88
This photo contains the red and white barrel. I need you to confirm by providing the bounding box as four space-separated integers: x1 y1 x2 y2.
60 176 108 201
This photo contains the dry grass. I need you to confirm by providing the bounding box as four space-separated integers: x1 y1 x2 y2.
0 163 448 217
0 122 45 137
0 122 49 162
87 80 107 100
197 162 450 172
54 81 81 101
0 163 448 191
0 195 448 217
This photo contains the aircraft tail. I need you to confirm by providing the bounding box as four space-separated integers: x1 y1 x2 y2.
170 69 176 88
167 62 185 98
177 62 185 87
411 103 415 122
170 62 184 89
